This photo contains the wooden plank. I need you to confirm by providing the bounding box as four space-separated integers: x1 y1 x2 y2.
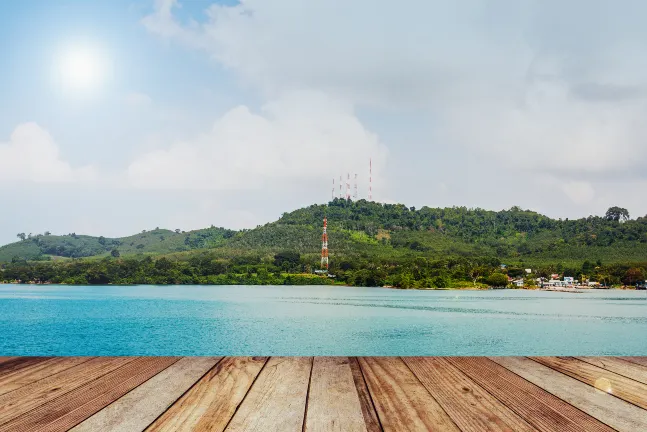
532 356 647 410
0 356 135 425
448 357 614 432
0 357 178 432
348 358 382 432
71 357 221 432
146 356 266 432
0 357 92 396
0 358 18 366
576 357 647 385
492 357 647 432
0 357 52 378
359 357 459 432
404 357 536 432
224 357 312 432
304 357 368 432
619 357 647 368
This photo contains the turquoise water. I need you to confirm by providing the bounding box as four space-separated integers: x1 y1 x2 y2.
0 284 646 356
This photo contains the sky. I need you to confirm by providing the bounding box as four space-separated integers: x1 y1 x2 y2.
1 0 647 245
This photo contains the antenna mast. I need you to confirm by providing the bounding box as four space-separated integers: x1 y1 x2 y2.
331 178 335 201
321 217 329 270
353 174 358 200
346 173 351 200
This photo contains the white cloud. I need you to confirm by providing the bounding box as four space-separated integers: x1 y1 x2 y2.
136 0 647 219
128 90 388 193
143 0 647 182
0 123 96 183
562 181 595 205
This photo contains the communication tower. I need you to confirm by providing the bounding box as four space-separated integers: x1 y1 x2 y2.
320 217 329 270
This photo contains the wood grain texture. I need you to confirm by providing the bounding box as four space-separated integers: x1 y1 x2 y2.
448 357 614 432
404 357 536 432
576 357 647 385
224 357 312 432
147 356 266 432
359 357 459 432
0 356 135 425
0 357 52 378
348 358 382 432
0 357 91 396
492 356 647 432
531 356 647 409
71 357 221 432
304 357 368 432
0 357 178 432
623 357 647 367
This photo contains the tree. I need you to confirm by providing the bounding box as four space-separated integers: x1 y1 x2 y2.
623 267 644 286
111 249 120 258
155 257 172 271
175 229 181 234
486 273 509 287
605 207 630 222
98 236 106 245
468 265 487 286
44 231 51 236
274 251 301 270
17 233 26 241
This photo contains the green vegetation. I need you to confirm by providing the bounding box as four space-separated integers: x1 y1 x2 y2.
2 200 646 289
0 227 235 262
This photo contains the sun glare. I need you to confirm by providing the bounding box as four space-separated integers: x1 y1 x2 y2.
56 44 110 93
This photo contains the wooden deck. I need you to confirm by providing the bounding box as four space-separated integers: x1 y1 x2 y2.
0 357 646 431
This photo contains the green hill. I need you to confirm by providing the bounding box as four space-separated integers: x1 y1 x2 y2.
0 227 235 263
2 200 646 288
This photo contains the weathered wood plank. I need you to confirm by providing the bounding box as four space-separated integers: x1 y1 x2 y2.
448 357 614 432
0 358 18 366
404 357 536 432
0 356 134 425
224 357 312 432
0 357 92 396
146 356 266 432
348 358 382 432
623 357 647 367
532 356 647 410
493 357 647 432
304 357 368 432
71 357 221 432
0 357 52 378
359 357 459 432
576 357 647 385
0 357 178 432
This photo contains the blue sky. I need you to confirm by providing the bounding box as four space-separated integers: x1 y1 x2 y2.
1 0 647 245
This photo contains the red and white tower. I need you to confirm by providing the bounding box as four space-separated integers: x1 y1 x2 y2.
321 217 329 270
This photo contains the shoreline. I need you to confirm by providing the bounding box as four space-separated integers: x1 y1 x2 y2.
0 281 641 292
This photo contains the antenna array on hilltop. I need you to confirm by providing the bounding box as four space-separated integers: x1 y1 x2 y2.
331 159 374 203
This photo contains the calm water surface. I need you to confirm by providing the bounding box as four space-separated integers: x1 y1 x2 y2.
1 284 646 356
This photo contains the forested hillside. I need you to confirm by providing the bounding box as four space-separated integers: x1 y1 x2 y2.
0 226 235 262
1 200 646 288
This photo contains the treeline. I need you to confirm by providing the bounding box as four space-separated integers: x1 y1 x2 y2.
2 251 645 289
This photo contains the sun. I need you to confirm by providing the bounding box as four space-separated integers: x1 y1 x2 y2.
56 45 110 93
